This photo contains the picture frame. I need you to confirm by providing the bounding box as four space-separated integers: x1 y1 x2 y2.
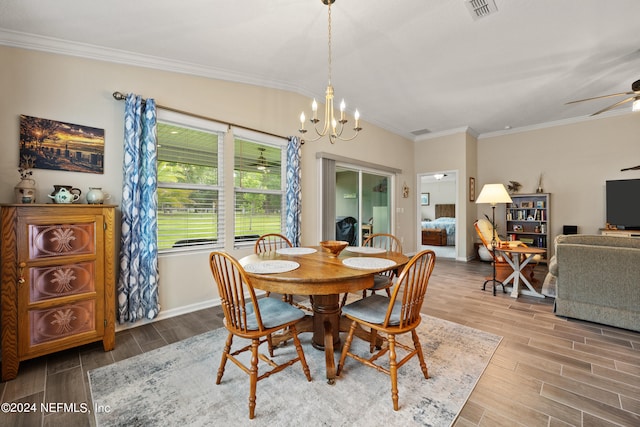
535 200 545 208
469 177 475 202
521 201 534 208
421 193 430 206
19 114 105 174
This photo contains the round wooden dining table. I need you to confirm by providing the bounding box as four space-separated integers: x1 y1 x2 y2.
239 246 409 384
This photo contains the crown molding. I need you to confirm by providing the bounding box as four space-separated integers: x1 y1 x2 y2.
0 28 305 95
478 109 634 139
414 126 479 142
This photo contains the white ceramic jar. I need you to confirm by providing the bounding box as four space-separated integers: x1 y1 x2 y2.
86 187 109 204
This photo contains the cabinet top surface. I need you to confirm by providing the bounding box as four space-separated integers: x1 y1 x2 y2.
1 203 117 208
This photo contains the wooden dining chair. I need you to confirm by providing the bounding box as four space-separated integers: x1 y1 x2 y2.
340 233 403 307
254 233 292 254
254 233 313 310
362 233 403 297
337 249 436 411
209 251 312 419
254 233 292 299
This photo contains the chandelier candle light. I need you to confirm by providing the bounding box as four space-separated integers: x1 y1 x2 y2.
299 0 362 144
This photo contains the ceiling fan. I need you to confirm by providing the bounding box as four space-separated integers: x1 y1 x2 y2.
566 79 640 116
249 148 270 171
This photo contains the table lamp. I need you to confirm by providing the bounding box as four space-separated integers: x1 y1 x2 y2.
476 183 513 295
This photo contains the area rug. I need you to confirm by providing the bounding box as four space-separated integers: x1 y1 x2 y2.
88 315 501 427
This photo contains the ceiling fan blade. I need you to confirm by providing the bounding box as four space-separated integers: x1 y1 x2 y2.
590 96 636 116
621 165 640 171
565 91 636 105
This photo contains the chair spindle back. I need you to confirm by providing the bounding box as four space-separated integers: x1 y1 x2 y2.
363 233 403 253
384 249 436 329
254 233 293 254
209 251 263 333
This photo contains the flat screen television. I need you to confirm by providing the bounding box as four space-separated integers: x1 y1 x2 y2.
606 179 640 229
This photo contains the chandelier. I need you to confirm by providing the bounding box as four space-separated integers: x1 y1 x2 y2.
298 0 362 144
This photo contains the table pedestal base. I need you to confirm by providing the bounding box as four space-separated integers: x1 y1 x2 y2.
269 294 380 385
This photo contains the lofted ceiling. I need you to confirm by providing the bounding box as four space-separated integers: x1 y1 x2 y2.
1 0 640 140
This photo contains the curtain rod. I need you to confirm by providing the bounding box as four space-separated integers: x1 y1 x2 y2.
112 91 288 141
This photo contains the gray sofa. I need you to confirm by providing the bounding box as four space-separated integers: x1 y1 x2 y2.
549 234 640 332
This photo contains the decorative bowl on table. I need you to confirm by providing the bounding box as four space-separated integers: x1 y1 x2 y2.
320 240 349 258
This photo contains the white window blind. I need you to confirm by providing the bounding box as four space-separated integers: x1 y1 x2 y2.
233 130 286 245
157 110 225 252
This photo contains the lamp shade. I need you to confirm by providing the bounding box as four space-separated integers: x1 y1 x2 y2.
475 183 513 205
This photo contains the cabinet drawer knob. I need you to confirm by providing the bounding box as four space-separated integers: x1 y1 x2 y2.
18 262 26 285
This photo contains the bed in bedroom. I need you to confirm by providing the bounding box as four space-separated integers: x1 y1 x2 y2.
421 204 456 246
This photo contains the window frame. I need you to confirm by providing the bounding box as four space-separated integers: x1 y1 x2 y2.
232 128 288 248
156 109 226 254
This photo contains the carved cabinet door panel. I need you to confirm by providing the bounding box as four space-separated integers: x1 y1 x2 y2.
17 214 105 357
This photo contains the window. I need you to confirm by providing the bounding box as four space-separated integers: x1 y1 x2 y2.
233 131 286 245
156 110 226 252
156 110 287 252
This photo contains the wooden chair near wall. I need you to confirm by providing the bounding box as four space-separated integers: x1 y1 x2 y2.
254 233 313 310
254 233 293 302
209 251 312 419
254 233 293 254
337 249 436 410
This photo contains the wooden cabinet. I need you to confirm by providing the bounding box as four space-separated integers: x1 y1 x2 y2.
1 204 116 381
505 193 550 262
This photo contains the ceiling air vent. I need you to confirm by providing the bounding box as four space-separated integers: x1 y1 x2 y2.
464 0 498 20
411 128 431 136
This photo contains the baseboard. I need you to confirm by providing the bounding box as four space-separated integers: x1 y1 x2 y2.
115 298 222 332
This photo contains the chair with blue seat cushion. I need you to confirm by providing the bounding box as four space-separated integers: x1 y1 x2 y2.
337 249 436 411
209 251 312 419
340 233 403 308
255 233 313 311
361 233 403 298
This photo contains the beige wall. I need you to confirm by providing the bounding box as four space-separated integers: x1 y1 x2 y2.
0 46 415 322
476 115 640 253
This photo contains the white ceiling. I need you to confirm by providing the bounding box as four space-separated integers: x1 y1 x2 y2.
2 0 640 140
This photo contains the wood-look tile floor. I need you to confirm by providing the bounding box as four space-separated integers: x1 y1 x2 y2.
1 259 639 426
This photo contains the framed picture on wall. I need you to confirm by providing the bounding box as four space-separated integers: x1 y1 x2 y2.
469 177 476 201
19 114 105 174
421 193 430 206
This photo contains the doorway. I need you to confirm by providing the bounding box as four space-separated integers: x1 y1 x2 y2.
418 171 457 259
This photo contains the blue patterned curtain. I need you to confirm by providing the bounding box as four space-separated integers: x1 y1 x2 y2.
285 136 302 246
117 94 160 323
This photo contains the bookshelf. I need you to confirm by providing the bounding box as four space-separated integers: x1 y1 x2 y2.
505 193 550 263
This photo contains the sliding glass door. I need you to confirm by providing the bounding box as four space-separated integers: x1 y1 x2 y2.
333 165 392 246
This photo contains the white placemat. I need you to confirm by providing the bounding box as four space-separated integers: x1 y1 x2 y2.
244 261 300 274
345 246 387 254
275 247 317 255
342 257 396 270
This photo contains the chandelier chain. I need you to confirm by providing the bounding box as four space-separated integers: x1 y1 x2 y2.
327 0 332 85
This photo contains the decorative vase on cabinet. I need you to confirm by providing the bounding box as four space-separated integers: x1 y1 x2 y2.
14 178 37 203
0 204 116 381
